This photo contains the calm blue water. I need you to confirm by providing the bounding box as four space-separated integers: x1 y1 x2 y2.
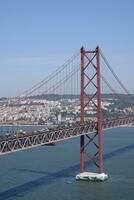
0 127 134 200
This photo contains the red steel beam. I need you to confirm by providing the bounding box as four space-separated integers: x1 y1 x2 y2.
80 47 85 172
96 46 103 173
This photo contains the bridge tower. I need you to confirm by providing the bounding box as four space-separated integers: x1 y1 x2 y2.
77 46 108 181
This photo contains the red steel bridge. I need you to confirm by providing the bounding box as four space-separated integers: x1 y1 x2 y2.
0 46 134 175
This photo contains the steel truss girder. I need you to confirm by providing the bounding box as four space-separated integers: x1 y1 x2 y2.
0 117 134 155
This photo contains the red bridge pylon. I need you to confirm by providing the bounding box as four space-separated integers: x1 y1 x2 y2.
80 46 103 174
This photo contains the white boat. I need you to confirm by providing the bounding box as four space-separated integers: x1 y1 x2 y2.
76 172 108 181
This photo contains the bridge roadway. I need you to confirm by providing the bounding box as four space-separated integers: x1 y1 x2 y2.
0 117 134 155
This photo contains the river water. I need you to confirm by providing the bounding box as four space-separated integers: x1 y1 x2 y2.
0 127 134 200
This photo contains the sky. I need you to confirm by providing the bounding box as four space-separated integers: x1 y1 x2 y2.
0 0 134 97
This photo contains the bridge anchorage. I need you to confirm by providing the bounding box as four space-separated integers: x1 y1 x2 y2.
76 46 108 181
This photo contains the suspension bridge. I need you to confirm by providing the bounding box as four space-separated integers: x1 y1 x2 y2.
0 46 133 180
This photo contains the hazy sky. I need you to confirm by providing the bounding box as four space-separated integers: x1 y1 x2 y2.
0 0 134 97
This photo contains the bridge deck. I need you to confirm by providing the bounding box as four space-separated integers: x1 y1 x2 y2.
0 117 134 155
